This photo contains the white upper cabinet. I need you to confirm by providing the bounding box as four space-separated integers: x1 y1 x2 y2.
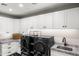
53 10 66 29
13 19 20 33
20 17 37 34
5 19 13 33
36 13 53 29
66 7 79 29
20 7 79 31
20 12 54 34
0 17 13 33
0 17 21 34
53 7 79 29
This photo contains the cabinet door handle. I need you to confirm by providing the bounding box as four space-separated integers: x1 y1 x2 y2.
66 26 67 28
65 25 67 28
62 26 64 28
62 26 67 28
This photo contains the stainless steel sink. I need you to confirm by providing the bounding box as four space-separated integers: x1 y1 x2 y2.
57 46 73 51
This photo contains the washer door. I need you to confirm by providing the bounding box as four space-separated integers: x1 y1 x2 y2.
34 41 49 56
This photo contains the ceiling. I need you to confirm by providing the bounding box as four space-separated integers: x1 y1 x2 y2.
0 3 79 19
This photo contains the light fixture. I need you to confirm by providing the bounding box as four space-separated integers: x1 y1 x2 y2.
9 8 13 12
19 3 24 7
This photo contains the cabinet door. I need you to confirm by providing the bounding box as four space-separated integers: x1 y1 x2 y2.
53 10 65 29
0 17 13 33
36 15 44 29
6 19 13 33
66 7 79 29
20 17 37 34
13 19 20 33
43 13 54 29
28 16 38 29
36 13 53 29
51 50 72 56
20 18 29 34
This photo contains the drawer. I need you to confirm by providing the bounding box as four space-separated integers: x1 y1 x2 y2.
2 51 14 56
1 42 21 56
2 49 9 54
10 49 17 54
2 48 17 56
2 47 18 56
2 43 11 49
2 50 12 56
2 46 12 51
2 42 20 48
51 50 72 56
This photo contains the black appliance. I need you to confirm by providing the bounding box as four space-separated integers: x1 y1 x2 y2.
34 36 54 56
21 35 54 56
21 35 34 56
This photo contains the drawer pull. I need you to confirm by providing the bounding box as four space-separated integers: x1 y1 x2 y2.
8 47 11 49
8 51 11 53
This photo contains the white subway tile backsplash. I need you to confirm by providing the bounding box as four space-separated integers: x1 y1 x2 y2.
29 29 79 46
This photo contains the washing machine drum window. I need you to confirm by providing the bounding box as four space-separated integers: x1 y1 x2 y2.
34 41 47 53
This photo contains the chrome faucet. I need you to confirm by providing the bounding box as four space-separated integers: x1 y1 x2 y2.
62 37 67 46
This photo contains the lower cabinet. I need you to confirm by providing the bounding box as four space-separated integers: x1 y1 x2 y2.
0 41 21 56
51 50 72 56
